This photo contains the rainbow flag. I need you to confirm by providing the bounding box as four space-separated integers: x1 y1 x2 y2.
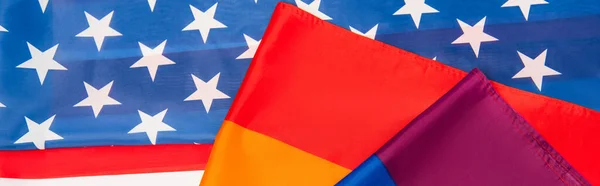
201 2 600 185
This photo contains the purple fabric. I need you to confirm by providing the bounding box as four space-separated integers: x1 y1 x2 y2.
376 69 590 186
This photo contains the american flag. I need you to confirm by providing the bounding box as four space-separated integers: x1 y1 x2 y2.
0 0 598 185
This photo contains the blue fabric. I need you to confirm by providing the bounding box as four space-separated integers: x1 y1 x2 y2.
337 155 396 186
1 0 599 150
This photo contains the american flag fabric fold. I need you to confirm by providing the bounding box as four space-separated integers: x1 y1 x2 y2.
0 144 210 185
201 2 600 185
338 69 590 186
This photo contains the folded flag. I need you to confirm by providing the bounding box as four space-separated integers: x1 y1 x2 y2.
338 69 590 186
201 2 600 185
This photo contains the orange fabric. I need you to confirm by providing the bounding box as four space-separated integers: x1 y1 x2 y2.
200 121 351 186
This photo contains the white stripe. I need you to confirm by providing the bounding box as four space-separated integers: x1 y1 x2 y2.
0 170 204 186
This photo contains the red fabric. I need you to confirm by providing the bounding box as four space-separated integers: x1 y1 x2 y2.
226 2 600 183
0 144 211 179
493 82 600 183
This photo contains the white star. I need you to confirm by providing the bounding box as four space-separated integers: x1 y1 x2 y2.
0 102 5 107
128 109 175 145
432 56 437 60
255 0 258 3
502 0 548 21
76 11 122 51
451 17 498 58
38 0 50 13
14 115 63 150
184 73 230 113
17 43 67 85
236 34 261 59
148 0 157 12
182 3 227 43
349 24 378 39
0 24 7 32
512 49 560 91
295 0 332 20
131 40 175 81
74 81 121 118
393 0 438 29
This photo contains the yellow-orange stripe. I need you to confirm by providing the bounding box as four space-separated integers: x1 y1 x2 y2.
200 121 351 186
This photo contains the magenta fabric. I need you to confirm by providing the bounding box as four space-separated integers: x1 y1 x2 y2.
375 69 589 186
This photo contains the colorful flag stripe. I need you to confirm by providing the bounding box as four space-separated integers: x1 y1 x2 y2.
336 155 396 186
201 121 350 186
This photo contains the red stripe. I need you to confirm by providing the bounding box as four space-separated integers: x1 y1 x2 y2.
227 2 466 170
0 144 212 179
